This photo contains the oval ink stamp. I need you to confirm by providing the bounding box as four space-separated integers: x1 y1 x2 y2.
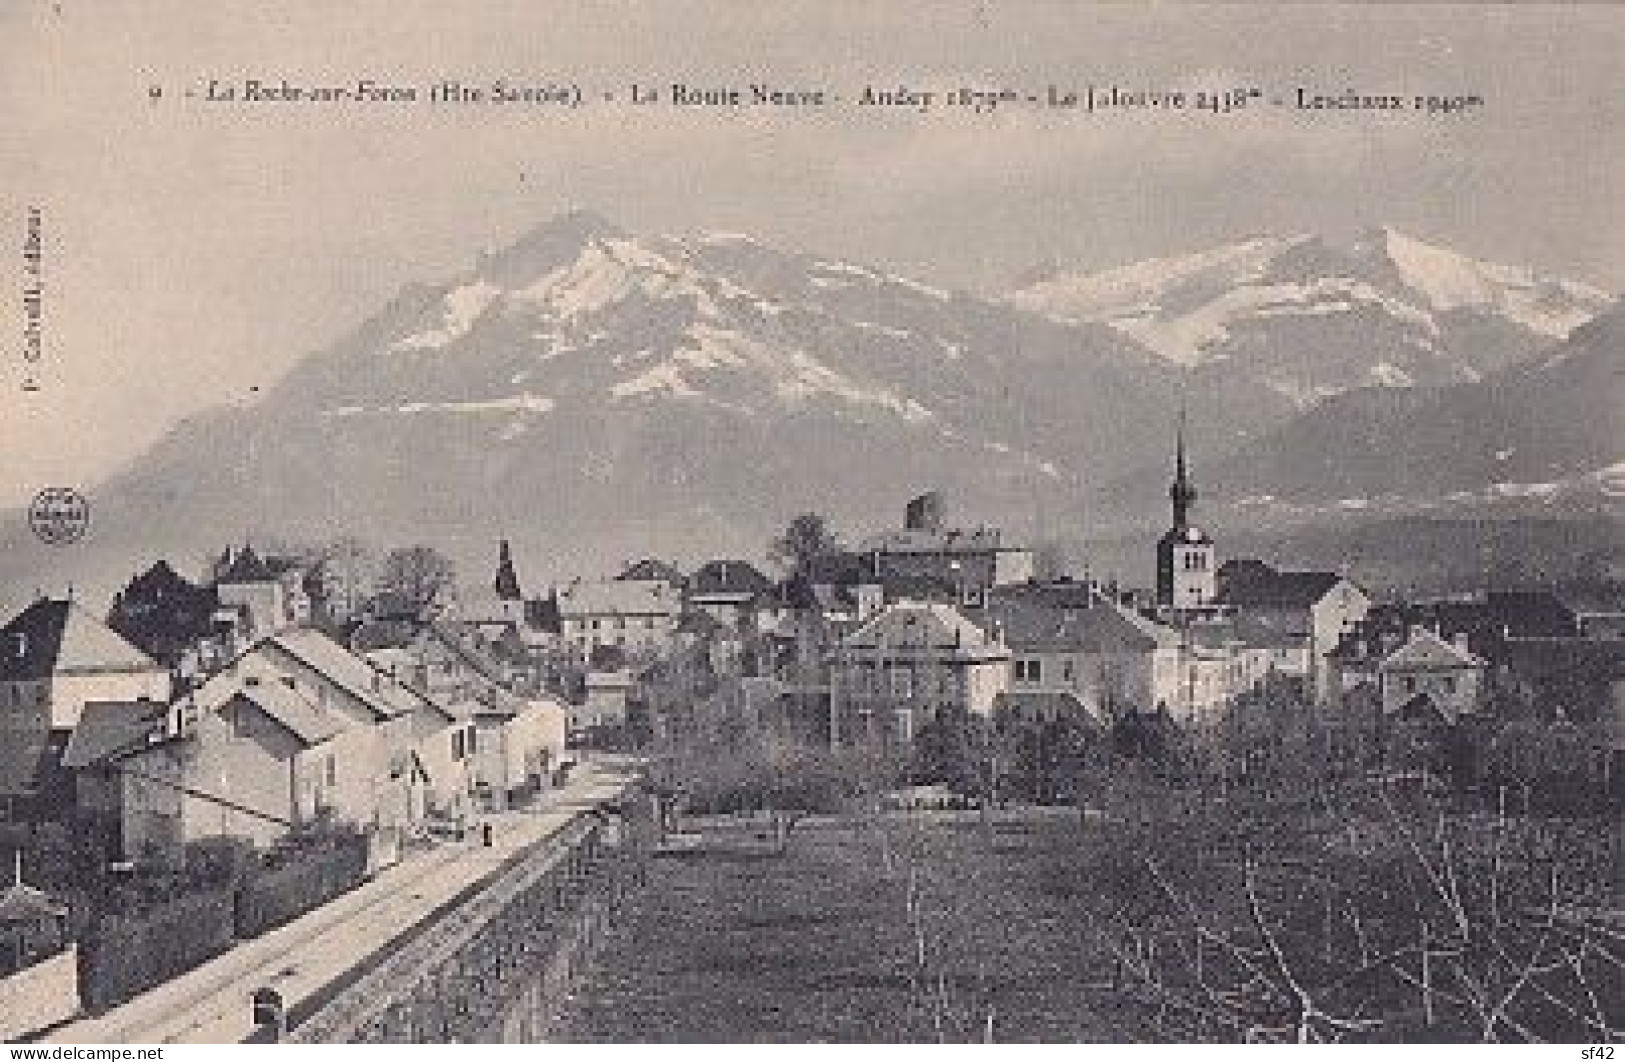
28 487 90 546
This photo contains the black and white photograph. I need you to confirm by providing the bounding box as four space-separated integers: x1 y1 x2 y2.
0 0 1620 1046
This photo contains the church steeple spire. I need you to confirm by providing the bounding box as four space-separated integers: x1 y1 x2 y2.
1169 406 1196 531
494 539 521 601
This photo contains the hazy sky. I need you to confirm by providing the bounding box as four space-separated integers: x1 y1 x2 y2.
1 1 1619 508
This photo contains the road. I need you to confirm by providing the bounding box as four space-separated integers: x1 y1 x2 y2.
45 764 633 1044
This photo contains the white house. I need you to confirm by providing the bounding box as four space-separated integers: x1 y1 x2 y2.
829 601 1010 745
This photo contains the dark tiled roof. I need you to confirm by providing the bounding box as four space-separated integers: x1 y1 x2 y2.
1489 636 1625 680
2 598 158 681
1224 610 1310 646
60 700 168 769
688 559 771 598
0 599 71 681
617 559 685 585
1217 560 1343 609
984 596 1162 654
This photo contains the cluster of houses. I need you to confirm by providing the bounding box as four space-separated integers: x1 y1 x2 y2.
3 427 1622 885
506 427 1621 795
1 546 569 875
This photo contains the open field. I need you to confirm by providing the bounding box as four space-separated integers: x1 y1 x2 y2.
555 797 1622 1043
554 810 1145 1042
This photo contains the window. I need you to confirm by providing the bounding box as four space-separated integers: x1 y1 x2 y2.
888 665 912 699
1062 660 1075 683
1442 676 1456 694
1015 659 1043 683
326 756 337 786
1404 676 1417 693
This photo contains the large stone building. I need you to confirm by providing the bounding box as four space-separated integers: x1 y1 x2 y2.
555 578 684 663
855 492 1036 600
829 601 1010 745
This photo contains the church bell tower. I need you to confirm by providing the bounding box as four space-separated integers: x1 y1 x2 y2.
1156 410 1217 611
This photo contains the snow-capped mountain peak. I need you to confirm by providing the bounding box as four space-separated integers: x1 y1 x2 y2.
1376 226 1609 337
1009 227 1613 399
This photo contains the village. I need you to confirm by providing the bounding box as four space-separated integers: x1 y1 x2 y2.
1 427 1621 1043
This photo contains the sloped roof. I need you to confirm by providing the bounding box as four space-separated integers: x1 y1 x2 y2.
841 602 1006 659
1224 609 1311 646
424 622 510 687
1380 627 1486 671
687 559 772 599
617 558 685 584
228 680 346 747
987 579 1098 611
1490 636 1625 682
558 579 682 617
1217 559 1346 609
0 598 161 681
61 700 169 768
993 598 1164 655
266 629 405 719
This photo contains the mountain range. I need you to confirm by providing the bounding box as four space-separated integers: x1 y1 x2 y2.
1 211 1617 610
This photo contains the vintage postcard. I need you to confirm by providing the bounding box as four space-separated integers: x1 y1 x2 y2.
0 0 1619 1046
